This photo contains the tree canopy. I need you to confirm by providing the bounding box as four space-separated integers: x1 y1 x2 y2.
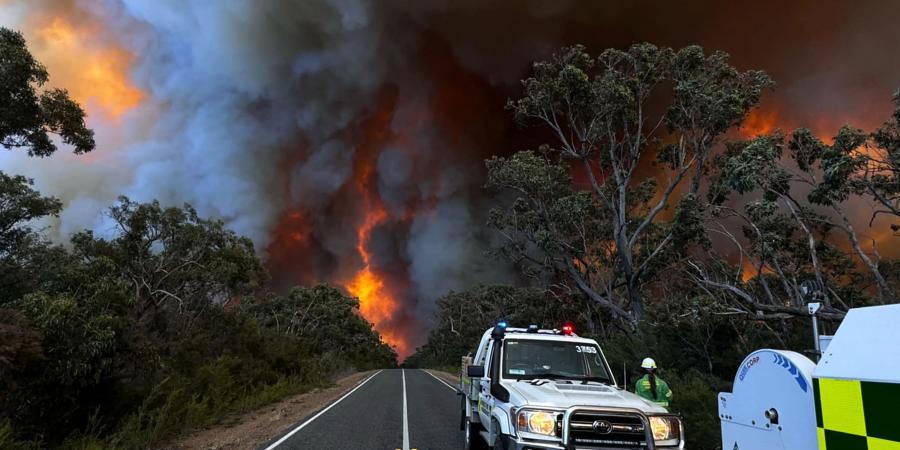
492 43 772 325
0 27 94 156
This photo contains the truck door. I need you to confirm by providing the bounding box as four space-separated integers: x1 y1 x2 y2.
477 340 494 425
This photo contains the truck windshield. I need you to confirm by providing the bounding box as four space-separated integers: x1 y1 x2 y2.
502 339 611 382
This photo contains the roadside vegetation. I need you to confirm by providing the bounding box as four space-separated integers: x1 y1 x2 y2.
0 28 395 449
408 44 899 450
0 182 396 449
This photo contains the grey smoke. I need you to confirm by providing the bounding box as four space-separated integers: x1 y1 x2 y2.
0 0 520 348
291 139 354 209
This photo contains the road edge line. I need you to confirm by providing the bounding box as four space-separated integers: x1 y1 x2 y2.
402 369 410 450
263 370 383 450
422 369 458 393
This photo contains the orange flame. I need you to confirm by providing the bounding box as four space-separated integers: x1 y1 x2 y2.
347 203 393 323
344 125 409 358
30 16 143 119
345 200 409 357
741 107 779 137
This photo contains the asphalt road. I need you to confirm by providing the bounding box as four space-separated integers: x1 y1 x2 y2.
260 369 463 450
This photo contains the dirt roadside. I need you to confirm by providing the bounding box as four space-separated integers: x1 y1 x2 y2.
161 371 375 450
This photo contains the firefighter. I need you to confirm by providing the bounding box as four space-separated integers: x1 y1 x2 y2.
635 357 673 408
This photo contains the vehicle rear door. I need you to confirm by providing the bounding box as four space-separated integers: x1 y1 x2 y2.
477 339 494 425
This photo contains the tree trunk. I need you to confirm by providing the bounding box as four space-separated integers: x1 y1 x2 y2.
836 208 895 302
626 280 644 323
783 198 830 308
566 261 636 328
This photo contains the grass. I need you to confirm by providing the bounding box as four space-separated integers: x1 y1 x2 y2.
29 366 333 450
100 374 324 449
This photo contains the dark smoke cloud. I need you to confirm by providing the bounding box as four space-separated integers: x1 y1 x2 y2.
1 0 898 349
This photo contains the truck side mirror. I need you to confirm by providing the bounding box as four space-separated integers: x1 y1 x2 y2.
467 365 485 378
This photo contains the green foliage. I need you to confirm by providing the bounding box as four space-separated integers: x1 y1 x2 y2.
255 286 351 337
667 46 772 136
16 292 119 387
789 107 900 219
0 172 64 303
102 354 323 450
709 134 790 203
485 150 604 279
0 28 94 156
244 285 397 370
0 420 39 450
708 92 899 304
74 197 268 318
671 193 709 251
497 43 772 325
0 191 396 447
664 371 721 449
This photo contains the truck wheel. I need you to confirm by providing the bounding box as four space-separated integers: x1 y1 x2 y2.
464 419 487 450
490 420 511 450
459 396 466 430
491 433 505 450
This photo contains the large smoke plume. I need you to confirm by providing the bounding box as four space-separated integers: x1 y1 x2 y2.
1 0 898 356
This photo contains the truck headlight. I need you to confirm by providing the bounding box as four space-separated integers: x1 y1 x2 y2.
649 415 682 447
516 409 557 436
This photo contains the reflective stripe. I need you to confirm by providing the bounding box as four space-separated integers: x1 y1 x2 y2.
868 437 900 450
816 378 900 450
819 378 866 436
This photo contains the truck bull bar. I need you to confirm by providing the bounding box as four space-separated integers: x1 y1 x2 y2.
560 406 656 450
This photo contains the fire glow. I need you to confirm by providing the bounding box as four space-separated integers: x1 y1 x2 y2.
344 200 407 355
343 134 414 356
31 16 143 119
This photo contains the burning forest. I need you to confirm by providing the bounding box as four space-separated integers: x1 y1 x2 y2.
3 1 900 449
1 0 898 361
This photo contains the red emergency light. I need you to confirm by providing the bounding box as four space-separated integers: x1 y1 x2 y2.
561 322 575 335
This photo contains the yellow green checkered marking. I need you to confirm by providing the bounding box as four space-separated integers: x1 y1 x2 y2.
815 378 900 450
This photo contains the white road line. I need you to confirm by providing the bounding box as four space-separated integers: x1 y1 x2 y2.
263 370 383 450
402 369 410 450
422 369 458 393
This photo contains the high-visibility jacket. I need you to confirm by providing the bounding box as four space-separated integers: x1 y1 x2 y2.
635 374 673 407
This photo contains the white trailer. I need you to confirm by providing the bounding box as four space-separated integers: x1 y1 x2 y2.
719 304 900 450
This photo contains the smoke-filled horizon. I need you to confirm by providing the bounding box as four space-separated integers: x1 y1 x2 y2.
1 0 898 357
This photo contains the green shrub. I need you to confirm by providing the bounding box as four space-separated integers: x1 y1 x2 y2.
0 198 396 448
0 421 39 450
666 371 723 450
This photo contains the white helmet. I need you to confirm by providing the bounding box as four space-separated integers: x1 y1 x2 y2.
641 357 657 370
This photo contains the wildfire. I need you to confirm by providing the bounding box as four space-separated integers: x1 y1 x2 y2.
345 198 409 357
740 259 767 282
30 16 143 119
343 117 410 357
741 106 779 138
346 203 393 323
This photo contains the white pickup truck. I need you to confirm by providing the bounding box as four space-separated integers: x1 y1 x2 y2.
459 323 685 450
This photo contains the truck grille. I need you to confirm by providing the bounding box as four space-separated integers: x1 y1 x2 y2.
567 411 648 449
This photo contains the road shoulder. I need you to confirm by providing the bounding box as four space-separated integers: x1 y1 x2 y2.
425 369 460 389
161 371 375 450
